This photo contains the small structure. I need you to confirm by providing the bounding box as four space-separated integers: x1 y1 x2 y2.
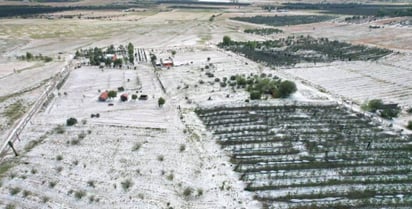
120 93 128 102
139 94 148 100
161 58 174 68
99 91 109 101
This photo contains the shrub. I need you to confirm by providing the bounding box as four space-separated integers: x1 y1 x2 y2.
407 121 412 130
250 91 262 100
278 80 297 98
179 144 186 152
132 143 141 151
362 99 400 119
42 196 49 203
121 179 133 191
74 190 86 199
117 86 125 92
54 125 65 134
183 187 193 197
365 99 384 112
87 180 95 188
108 90 117 99
157 155 164 161
158 97 166 107
70 139 80 145
9 187 21 195
66 117 77 126
380 108 400 119
197 188 203 196
23 190 32 197
56 155 63 161
166 173 174 181
5 204 15 209
222 36 232 46
49 181 57 188
131 94 137 100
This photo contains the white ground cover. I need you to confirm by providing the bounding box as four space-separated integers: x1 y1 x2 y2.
0 62 262 208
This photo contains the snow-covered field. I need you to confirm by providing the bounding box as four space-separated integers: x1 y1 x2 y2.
284 59 412 107
0 64 261 208
0 5 412 209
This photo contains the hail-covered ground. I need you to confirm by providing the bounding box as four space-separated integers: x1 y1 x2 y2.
0 4 412 209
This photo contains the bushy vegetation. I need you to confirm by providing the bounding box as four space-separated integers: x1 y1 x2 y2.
244 28 283 35
362 99 401 119
406 121 412 130
75 44 134 67
17 52 53 62
158 97 166 107
66 117 77 126
121 179 133 192
219 35 392 66
74 190 86 199
219 74 297 99
232 15 335 27
274 3 412 17
108 90 117 99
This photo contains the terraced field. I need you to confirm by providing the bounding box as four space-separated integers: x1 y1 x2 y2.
196 103 412 209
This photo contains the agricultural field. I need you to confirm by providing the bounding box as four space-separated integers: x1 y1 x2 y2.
220 35 392 66
231 15 336 27
0 1 412 209
196 103 412 209
284 60 412 107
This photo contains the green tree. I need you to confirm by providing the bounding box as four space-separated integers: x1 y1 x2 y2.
127 42 134 64
66 117 77 126
362 99 384 112
222 36 232 46
278 80 297 98
407 121 412 130
75 50 81 59
107 45 115 54
150 54 157 64
108 90 117 99
250 91 261 100
171 50 176 56
26 52 33 60
158 97 165 107
114 58 123 67
131 94 137 100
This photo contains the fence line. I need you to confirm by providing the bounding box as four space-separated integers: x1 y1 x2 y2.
0 60 73 157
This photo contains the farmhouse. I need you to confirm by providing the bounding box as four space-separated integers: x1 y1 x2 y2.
161 58 174 68
104 54 124 61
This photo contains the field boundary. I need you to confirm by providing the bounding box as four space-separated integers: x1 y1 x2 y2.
0 59 74 158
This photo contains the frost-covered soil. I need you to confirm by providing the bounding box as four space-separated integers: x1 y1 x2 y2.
196 103 412 209
1 6 412 209
0 62 262 208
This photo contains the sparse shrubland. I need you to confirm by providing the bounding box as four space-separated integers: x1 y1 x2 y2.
217 74 297 99
362 99 400 119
